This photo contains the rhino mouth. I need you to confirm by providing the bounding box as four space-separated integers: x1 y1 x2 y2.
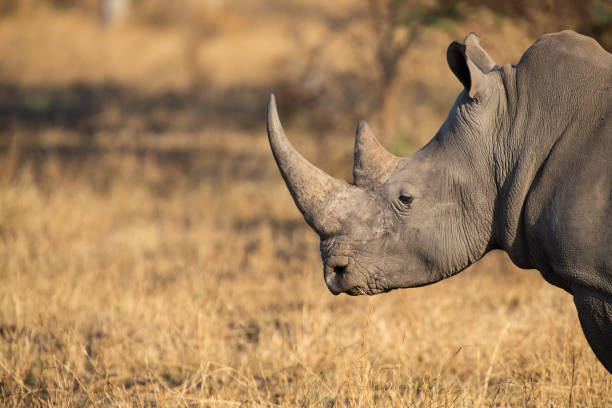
324 255 362 295
324 262 352 295
324 267 363 295
324 256 390 296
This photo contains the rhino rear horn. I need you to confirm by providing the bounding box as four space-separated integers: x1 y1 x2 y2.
353 121 400 186
267 94 349 236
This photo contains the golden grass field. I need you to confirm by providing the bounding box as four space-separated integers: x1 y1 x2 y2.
0 1 611 406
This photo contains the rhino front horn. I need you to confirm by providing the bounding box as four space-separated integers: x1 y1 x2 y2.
353 121 400 186
267 94 349 236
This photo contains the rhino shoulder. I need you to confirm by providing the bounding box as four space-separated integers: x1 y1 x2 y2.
520 30 612 70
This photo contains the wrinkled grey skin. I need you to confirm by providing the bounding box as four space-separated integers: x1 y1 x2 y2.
266 31 612 373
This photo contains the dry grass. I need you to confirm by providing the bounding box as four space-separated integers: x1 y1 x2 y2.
0 1 610 406
0 143 610 407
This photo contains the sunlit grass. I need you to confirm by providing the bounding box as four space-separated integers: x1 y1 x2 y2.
0 146 609 407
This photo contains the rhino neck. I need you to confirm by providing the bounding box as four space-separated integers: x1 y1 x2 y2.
490 63 536 268
426 122 500 276
492 62 565 269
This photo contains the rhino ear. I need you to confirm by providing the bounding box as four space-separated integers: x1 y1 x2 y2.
447 40 490 101
464 33 498 73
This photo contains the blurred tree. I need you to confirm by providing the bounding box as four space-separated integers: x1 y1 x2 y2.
364 0 459 143
366 0 421 142
100 0 131 27
450 0 612 50
366 0 611 143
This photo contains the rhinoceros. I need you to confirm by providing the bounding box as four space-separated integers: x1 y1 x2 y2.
266 31 611 373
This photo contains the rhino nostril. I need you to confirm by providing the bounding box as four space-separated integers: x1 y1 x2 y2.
324 256 351 295
334 265 348 275
328 255 349 268
327 255 349 275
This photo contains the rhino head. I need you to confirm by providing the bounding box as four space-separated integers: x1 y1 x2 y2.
268 33 504 296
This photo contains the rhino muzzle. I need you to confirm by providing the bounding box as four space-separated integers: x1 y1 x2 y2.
267 94 402 295
323 255 351 295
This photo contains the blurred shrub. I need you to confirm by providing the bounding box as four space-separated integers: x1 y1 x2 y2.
0 0 97 16
443 0 612 49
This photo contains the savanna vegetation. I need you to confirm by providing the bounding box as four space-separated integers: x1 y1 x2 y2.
0 0 611 406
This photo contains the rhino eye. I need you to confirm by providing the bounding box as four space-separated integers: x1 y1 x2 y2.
399 194 413 207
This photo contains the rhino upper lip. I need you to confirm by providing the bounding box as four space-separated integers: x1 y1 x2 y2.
324 255 356 295
326 255 349 269
325 272 350 295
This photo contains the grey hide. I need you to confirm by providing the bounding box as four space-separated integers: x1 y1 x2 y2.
266 31 612 373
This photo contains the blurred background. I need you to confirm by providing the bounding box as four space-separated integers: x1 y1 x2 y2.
1 0 610 173
0 0 611 406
